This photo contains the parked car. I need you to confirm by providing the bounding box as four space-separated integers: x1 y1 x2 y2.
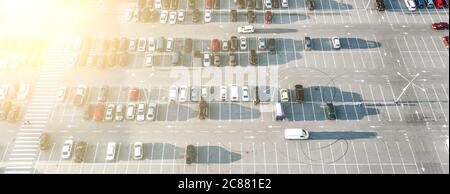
134 142 144 160
166 38 174 52
0 101 12 120
192 9 201 23
129 87 139 101
97 86 109 102
73 141 87 163
105 103 115 121
280 89 289 102
230 36 238 51
432 22 449 30
281 0 289 8
222 40 229 51
443 36 449 49
136 103 146 121
203 53 211 67
106 142 117 161
145 52 154 67
83 104 94 120
185 145 196 164
264 11 273 24
258 37 266 50
73 85 88 106
229 53 237 66
331 36 341 49
39 133 51 151
204 9 212 23
126 103 136 120
184 38 193 53
169 11 177 24
169 86 178 103
93 103 105 121
247 10 256 23
268 38 276 54
128 39 137 51
249 49 257 65
146 103 157 121
304 36 312 51
324 102 337 120
7 105 20 123
220 86 227 101
115 104 124 121
404 0 417 11
137 38 147 52
295 84 304 103
160 10 169 23
205 0 212 9
17 84 30 100
211 39 220 52
230 10 238 22
61 140 74 159
242 86 250 101
240 36 247 50
265 0 272 9
179 86 188 102
213 54 221 66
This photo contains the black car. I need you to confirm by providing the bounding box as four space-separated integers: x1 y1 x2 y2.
188 0 196 9
246 0 254 9
273 0 280 8
304 36 312 51
247 10 256 23
185 145 197 164
268 38 276 54
236 0 245 9
295 84 304 103
375 0 385 11
192 9 201 23
230 10 238 22
184 38 193 53
324 103 336 120
230 36 238 51
306 0 314 10
213 0 220 9
249 49 257 65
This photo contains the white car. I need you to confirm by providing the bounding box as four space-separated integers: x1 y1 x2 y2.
160 10 169 24
144 52 153 67
136 103 146 121
222 40 229 51
106 142 117 161
239 36 247 50
133 142 144 160
56 86 67 102
137 38 147 52
146 103 157 121
404 0 416 11
17 84 30 100
105 103 115 121
128 39 137 51
190 87 199 102
258 37 266 50
0 84 9 101
204 9 212 23
126 103 136 120
179 86 188 102
280 88 289 102
201 86 208 99
166 38 174 52
147 37 156 52
66 53 77 68
220 86 227 101
169 11 177 24
155 0 162 9
203 53 211 67
281 0 289 8
265 0 272 9
61 140 74 159
238 25 255 34
284 128 309 140
115 104 124 121
124 9 134 21
169 86 178 103
331 36 341 49
178 10 185 22
242 86 250 101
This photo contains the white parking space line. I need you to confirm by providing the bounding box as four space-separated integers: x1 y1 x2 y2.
340 141 349 174
126 143 131 174
363 142 372 174
373 142 384 174
90 143 99 174
383 141 396 174
114 143 121 174
407 140 420 174
43 143 56 174
348 84 360 121
387 84 404 121
149 142 155 174
421 84 438 122
395 141 408 174
351 141 360 173
429 36 448 69
329 142 336 174
432 141 445 173
358 84 371 121
318 142 325 174
338 84 349 121
431 84 448 122
263 142 267 173
378 84 392 121
159 142 165 174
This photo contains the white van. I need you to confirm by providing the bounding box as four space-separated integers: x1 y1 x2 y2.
284 128 309 140
404 0 416 11
275 102 285 121
230 85 239 102
106 142 117 161
220 86 227 101
126 103 136 120
169 86 178 103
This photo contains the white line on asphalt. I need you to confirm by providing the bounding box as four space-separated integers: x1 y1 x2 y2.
428 36 447 69
90 143 99 174
362 142 372 174
126 143 132 174
263 142 267 174
368 84 382 121
432 141 445 173
329 141 336 174
318 142 325 174
384 141 396 174
407 140 421 174
340 141 348 174
373 142 384 174
387 84 404 121
351 141 360 174
431 84 448 122
378 84 392 121
395 141 408 174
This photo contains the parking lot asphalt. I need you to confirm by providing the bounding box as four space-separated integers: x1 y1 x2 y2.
0 0 448 174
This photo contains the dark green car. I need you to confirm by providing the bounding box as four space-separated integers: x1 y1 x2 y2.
186 145 197 164
324 103 336 120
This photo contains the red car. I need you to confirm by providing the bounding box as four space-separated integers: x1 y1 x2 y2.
435 0 444 8
443 36 449 49
129 87 139 101
432 22 449 30
93 103 105 121
205 0 212 9
264 11 273 24
211 39 220 52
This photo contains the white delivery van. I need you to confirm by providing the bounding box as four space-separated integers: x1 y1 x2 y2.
275 102 285 121
230 85 239 102
284 128 309 140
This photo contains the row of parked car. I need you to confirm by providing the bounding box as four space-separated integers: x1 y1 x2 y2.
404 0 449 11
0 84 30 101
0 37 47 69
42 135 197 163
0 101 21 123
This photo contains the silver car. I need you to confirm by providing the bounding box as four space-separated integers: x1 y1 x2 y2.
136 103 146 121
105 103 115 121
146 103 157 121
191 87 199 102
115 104 124 121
